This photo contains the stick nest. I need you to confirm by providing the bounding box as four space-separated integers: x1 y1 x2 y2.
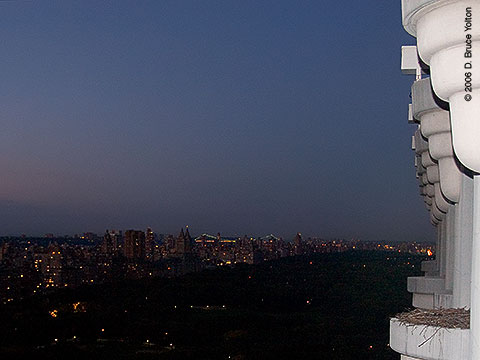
395 308 470 329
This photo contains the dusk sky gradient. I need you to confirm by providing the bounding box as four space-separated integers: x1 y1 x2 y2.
1 1 433 242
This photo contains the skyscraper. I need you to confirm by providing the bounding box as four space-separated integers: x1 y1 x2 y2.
145 227 155 261
176 228 192 257
101 230 114 255
124 230 146 261
294 232 303 255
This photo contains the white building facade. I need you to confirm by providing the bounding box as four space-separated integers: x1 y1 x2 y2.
390 1 479 359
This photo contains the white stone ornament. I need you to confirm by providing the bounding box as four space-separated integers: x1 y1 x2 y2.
405 0 480 173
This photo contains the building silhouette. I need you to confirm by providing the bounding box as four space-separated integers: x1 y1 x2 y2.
175 228 192 257
145 227 155 261
124 230 146 261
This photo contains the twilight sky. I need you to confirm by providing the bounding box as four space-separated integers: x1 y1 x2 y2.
0 1 433 242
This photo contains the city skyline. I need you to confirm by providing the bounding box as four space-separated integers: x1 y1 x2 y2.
1 1 432 242
0 227 433 301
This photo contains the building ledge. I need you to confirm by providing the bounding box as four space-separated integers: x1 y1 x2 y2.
420 260 438 275
408 276 446 294
408 276 453 309
412 292 453 309
390 319 469 360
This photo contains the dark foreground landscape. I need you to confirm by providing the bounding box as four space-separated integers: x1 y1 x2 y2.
0 250 422 359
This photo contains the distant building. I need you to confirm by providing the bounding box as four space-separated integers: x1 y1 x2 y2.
145 227 155 261
124 230 146 261
101 230 114 255
42 242 63 287
175 228 192 257
165 234 175 252
185 227 192 252
82 232 97 242
294 232 303 255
